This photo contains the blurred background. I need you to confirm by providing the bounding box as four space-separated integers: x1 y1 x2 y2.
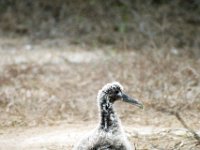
0 0 200 149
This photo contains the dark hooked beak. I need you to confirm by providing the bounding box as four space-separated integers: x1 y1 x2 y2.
121 93 143 109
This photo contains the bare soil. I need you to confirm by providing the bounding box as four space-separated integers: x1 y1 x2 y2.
0 121 200 150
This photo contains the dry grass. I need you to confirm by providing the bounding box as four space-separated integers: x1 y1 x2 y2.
131 128 200 150
0 38 200 149
0 2 199 148
0 42 200 128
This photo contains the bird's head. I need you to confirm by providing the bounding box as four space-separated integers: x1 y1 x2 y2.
98 82 143 109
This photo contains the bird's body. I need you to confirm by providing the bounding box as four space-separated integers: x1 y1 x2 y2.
74 82 143 150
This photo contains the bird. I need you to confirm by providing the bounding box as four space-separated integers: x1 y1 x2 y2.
74 82 143 150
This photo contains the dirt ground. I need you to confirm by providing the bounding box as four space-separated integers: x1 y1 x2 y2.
0 121 200 150
0 37 200 150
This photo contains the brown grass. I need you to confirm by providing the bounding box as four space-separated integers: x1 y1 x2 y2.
0 38 200 149
0 39 199 128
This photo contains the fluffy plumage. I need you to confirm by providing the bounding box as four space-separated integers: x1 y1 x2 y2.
74 82 143 150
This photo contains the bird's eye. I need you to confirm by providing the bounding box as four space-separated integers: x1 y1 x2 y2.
115 90 119 94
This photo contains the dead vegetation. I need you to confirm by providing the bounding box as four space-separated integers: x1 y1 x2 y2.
0 1 199 149
0 39 199 149
0 43 200 127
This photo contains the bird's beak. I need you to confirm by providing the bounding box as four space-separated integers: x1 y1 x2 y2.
121 93 143 109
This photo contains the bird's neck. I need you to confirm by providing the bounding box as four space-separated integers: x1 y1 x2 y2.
99 96 120 132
